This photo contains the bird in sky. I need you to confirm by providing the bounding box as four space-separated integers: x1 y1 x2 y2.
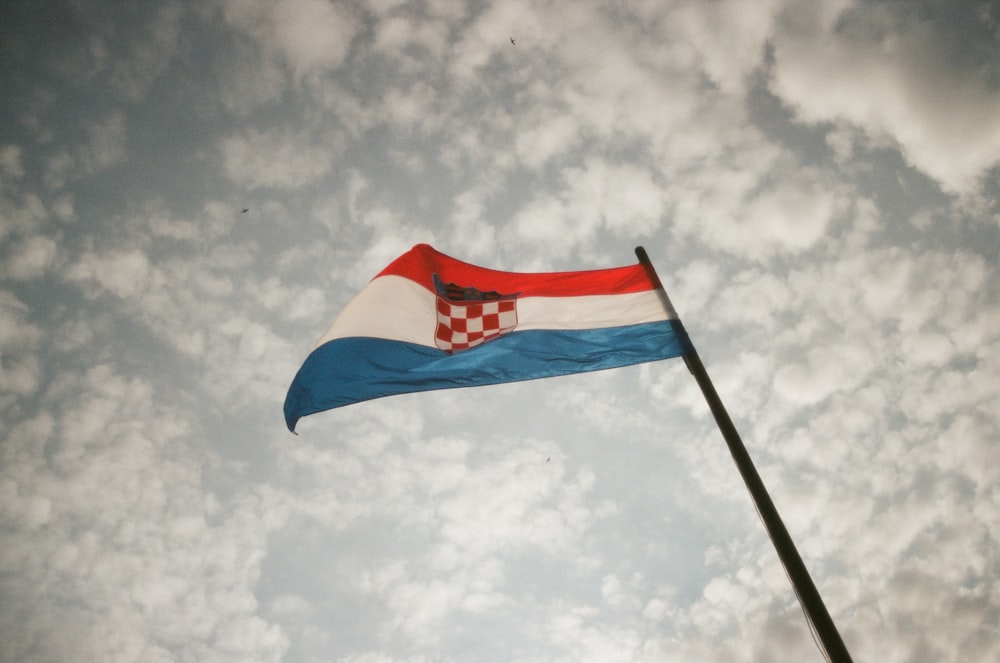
510 37 516 45
241 208 249 213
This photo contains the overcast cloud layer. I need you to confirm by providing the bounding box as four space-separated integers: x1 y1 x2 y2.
2 1 999 661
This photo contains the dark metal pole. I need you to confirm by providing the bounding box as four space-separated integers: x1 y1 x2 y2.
635 246 853 663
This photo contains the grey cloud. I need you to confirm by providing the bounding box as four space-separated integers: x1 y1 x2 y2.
770 0 1000 194
0 145 24 179
2 1 999 661
0 366 288 662
219 0 359 81
81 111 128 175
107 3 185 102
220 127 341 190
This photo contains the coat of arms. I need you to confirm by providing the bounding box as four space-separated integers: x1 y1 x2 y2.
433 274 519 353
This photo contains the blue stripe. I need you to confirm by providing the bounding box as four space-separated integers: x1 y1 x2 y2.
284 320 690 430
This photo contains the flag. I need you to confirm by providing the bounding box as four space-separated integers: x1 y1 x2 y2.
284 244 690 431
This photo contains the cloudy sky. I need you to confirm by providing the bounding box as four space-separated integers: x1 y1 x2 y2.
2 1 999 661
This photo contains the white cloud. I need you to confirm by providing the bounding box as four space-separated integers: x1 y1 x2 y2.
0 366 288 662
546 596 727 663
569 160 667 236
380 81 442 134
220 126 339 189
709 269 793 332
447 0 536 82
269 429 607 652
514 114 583 171
0 192 46 242
511 159 667 263
899 329 955 367
671 0 782 95
372 11 451 65
770 1 1000 194
212 41 289 116
0 292 42 351
743 180 841 252
555 14 699 145
4 2 1000 661
206 313 298 405
256 276 327 321
0 145 24 179
674 162 845 261
68 248 152 300
2 234 58 280
107 3 185 102
50 194 75 222
773 343 875 406
220 0 359 81
665 259 721 319
42 150 75 191
511 195 583 260
447 190 499 261
88 111 128 171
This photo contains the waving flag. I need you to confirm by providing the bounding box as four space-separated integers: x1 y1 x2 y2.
284 244 690 431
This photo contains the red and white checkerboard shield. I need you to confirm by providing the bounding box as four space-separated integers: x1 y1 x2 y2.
435 296 518 354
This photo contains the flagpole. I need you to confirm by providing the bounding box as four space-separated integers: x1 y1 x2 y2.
635 247 853 663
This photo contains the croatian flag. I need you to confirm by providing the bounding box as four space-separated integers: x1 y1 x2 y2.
284 244 690 431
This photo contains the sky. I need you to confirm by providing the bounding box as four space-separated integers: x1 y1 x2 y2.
1 0 999 661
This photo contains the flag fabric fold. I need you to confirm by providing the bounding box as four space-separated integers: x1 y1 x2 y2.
284 244 689 431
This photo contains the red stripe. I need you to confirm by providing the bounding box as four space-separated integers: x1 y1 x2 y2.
375 244 658 297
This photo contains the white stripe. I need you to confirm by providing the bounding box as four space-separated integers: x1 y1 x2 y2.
517 293 669 331
315 274 674 349
315 276 434 348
